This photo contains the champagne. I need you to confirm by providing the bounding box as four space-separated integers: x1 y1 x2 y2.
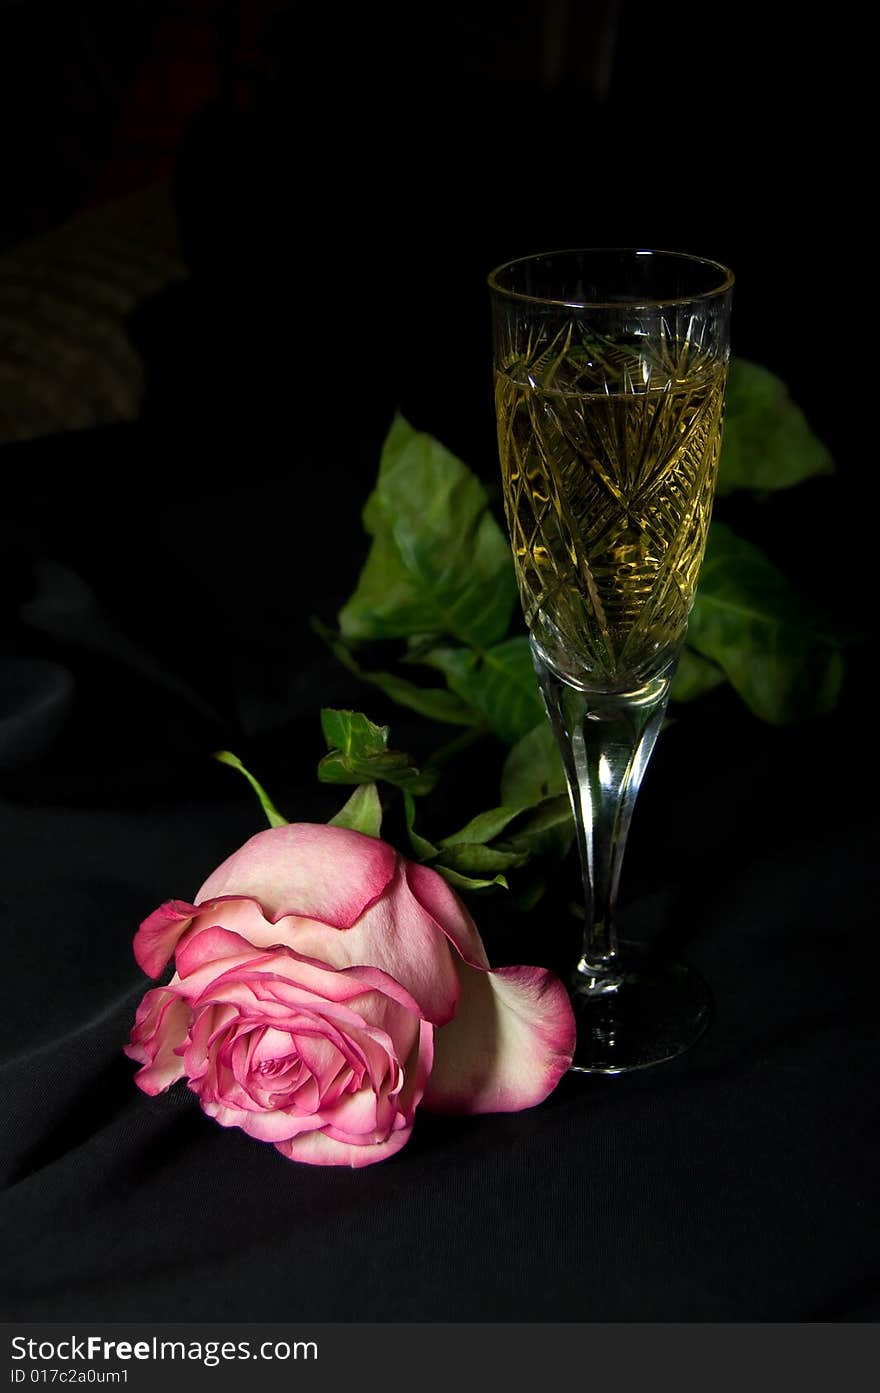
496 338 727 689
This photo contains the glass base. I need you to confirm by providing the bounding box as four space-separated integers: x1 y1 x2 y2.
569 945 712 1075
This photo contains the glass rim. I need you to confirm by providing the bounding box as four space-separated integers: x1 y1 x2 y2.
487 247 735 311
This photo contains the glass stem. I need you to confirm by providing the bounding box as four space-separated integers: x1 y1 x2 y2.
532 642 676 999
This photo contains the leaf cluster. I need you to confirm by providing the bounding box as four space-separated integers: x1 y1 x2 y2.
220 360 848 907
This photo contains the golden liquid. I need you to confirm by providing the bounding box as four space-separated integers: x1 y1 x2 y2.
496 337 727 689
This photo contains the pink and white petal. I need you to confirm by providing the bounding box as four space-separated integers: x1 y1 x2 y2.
195 1090 326 1142
189 978 295 1019
249 969 424 1085
306 1011 401 1097
192 987 388 1102
317 1086 382 1138
335 964 428 1020
250 953 416 1010
173 949 302 1007
290 1032 347 1088
195 824 397 928
321 1117 393 1148
176 926 262 978
134 900 200 978
423 962 575 1115
181 942 400 1017
184 900 337 959
290 866 460 1026
201 966 409 1063
228 1036 277 1108
330 972 423 1057
405 862 491 970
187 1012 274 1111
214 1063 265 1113
237 1106 329 1144
318 1063 358 1109
396 1019 434 1121
190 897 277 944
175 925 355 1001
188 902 345 962
126 984 177 1055
276 1075 320 1115
186 904 356 958
220 997 366 1084
185 1000 239 1069
249 1026 299 1071
124 989 192 1095
230 1024 265 1085
275 1125 413 1168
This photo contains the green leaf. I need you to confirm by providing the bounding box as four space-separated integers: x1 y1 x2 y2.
318 708 437 794
434 842 529 875
688 522 844 723
403 791 440 860
328 783 383 837
501 721 566 808
506 794 574 861
406 790 529 870
214 750 289 827
717 359 834 496
669 647 727 703
338 414 517 648
312 619 480 727
421 636 545 745
433 866 509 892
320 708 388 756
439 805 524 848
318 749 436 794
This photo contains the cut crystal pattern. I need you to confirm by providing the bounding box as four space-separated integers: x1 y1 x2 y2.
496 325 726 688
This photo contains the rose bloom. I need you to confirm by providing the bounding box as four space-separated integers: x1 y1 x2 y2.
125 824 575 1167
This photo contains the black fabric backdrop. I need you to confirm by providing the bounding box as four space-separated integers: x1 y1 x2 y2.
1 0 877 1324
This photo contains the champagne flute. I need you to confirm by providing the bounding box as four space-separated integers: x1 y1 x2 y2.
489 248 733 1073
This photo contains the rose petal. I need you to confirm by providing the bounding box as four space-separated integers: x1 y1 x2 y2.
334 963 428 1020
287 865 461 1025
275 1126 413 1168
124 987 191 1095
196 1090 328 1142
320 1017 433 1145
176 930 432 1032
250 1026 298 1070
133 896 275 980
423 962 575 1114
291 1032 347 1090
180 970 425 1096
405 862 575 1110
175 925 260 977
175 936 376 1007
398 1018 434 1120
134 900 200 979
405 861 491 969
190 903 346 956
318 1087 383 1138
195 824 397 927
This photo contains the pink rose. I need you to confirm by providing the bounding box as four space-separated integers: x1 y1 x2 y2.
125 824 574 1167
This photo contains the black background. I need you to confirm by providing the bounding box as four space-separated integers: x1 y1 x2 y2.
1 1 877 1323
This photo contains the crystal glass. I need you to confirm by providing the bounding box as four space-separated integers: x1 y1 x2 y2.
489 248 733 1073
